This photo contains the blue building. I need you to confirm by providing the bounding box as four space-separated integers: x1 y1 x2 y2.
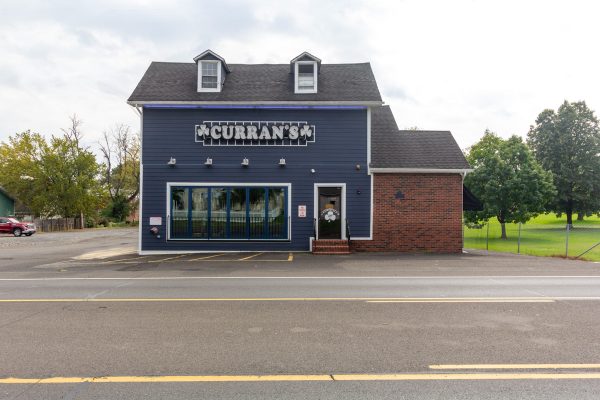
128 51 470 254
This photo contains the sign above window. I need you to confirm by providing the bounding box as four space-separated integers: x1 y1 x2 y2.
195 121 316 146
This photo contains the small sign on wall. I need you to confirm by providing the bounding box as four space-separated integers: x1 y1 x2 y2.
298 205 307 218
149 217 162 226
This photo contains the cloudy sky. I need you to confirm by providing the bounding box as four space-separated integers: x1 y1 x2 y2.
1 0 599 152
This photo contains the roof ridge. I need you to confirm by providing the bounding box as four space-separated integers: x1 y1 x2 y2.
149 61 372 66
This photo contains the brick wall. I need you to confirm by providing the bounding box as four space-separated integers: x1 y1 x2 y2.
352 173 463 253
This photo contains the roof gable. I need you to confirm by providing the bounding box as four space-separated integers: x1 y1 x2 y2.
192 50 230 72
290 51 321 64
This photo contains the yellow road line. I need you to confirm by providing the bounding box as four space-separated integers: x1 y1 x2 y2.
368 299 555 303
187 253 227 261
332 373 600 381
430 364 600 370
237 252 264 261
147 255 186 263
287 252 294 261
4 373 600 384
0 297 560 303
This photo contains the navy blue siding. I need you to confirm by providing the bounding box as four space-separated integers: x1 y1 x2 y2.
141 108 370 251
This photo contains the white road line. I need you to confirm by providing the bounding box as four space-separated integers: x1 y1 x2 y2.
1 275 600 281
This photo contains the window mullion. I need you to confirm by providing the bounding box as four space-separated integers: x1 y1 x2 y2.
246 188 250 240
207 187 212 240
264 188 269 239
226 188 231 239
187 187 192 238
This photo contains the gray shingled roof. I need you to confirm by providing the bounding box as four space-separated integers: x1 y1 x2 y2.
371 106 471 170
128 62 382 103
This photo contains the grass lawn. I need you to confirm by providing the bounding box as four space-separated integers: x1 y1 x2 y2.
464 214 600 262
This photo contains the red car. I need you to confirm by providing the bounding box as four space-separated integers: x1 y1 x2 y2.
0 217 36 237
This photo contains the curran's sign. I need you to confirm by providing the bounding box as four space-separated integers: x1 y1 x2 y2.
195 121 316 146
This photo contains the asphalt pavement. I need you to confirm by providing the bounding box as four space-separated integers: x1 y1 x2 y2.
2 228 600 399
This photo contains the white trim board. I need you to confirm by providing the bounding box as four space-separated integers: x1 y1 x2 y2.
127 100 383 106
369 168 472 174
138 108 144 255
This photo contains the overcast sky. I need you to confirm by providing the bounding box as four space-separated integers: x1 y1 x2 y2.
1 0 599 152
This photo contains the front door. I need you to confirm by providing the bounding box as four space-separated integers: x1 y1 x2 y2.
317 187 342 239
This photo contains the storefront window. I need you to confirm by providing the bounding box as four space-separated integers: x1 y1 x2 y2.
169 186 287 240
191 188 208 238
229 188 247 239
211 188 227 239
268 188 286 239
171 187 189 238
249 188 266 238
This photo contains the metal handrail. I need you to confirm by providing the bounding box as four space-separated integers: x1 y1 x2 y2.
346 218 351 243
313 218 317 240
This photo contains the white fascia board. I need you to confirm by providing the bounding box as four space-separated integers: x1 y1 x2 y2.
127 100 383 106
369 168 473 174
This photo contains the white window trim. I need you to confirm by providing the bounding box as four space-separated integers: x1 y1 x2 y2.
198 60 222 93
166 182 292 241
313 183 346 240
294 61 318 94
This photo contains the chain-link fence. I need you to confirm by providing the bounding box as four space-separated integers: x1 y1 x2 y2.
463 219 600 261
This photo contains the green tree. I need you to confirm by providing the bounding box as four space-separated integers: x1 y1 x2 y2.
99 124 140 221
0 117 107 219
527 101 600 227
465 131 555 239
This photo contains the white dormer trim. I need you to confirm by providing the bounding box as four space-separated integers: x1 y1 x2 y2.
290 51 321 64
197 60 222 93
294 60 318 94
193 50 230 72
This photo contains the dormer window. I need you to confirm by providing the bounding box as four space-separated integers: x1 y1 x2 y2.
291 51 321 94
193 50 230 93
201 61 219 90
296 62 317 92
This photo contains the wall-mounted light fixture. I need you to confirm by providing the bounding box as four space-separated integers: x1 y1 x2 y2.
310 168 316 174
204 157 213 167
279 158 286 167
167 157 176 167
356 164 361 170
241 158 249 167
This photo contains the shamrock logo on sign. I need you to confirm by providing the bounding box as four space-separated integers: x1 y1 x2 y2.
320 208 339 223
300 125 313 138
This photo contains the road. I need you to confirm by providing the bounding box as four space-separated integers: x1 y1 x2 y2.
2 228 600 399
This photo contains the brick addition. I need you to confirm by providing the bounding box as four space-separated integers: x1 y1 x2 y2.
352 173 463 253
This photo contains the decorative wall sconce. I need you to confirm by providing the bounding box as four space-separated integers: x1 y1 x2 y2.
167 157 176 167
356 164 361 170
241 158 249 167
204 157 213 166
279 158 286 167
310 168 316 174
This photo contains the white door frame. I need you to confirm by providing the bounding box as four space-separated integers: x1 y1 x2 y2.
313 183 346 240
